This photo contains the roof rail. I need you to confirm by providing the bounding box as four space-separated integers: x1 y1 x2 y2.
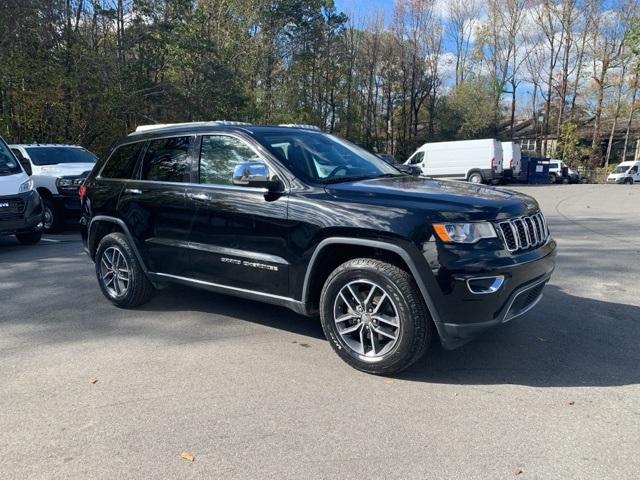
129 120 253 136
278 124 322 131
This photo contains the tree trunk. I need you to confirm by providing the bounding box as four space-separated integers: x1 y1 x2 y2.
622 70 640 162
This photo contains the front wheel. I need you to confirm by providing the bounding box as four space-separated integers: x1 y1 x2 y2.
15 230 42 245
319 258 432 375
41 198 60 233
468 172 483 184
95 232 155 308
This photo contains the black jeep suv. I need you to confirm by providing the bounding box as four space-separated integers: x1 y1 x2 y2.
80 122 556 374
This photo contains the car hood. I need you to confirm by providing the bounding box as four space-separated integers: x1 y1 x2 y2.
0 172 29 195
324 176 540 219
34 163 95 177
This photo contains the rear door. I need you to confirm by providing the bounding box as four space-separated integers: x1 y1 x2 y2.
116 135 196 275
184 133 290 296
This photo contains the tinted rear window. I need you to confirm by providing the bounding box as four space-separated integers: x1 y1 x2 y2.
26 146 96 166
101 142 144 179
141 136 192 183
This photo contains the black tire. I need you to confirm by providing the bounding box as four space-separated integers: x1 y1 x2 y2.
15 230 42 245
95 232 155 308
468 172 483 184
319 258 433 375
41 198 60 233
549 174 557 184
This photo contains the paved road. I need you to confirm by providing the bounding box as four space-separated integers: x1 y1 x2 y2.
1 185 638 479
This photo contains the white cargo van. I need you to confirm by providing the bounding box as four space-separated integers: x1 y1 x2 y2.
606 161 640 184
0 136 44 244
404 139 503 184
501 141 521 179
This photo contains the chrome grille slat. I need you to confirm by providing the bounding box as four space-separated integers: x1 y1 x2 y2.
496 212 549 253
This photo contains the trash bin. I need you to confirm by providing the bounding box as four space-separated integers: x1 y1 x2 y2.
524 157 550 184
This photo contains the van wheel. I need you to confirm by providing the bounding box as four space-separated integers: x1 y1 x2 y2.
468 172 483 184
625 178 634 185
319 258 432 375
549 174 557 184
95 232 155 308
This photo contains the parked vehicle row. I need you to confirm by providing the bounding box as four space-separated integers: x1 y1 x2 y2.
9 144 97 232
79 121 557 374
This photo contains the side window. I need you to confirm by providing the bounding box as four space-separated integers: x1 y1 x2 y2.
101 142 144 179
630 166 638 174
199 135 261 186
409 151 424 165
141 136 193 183
11 148 25 161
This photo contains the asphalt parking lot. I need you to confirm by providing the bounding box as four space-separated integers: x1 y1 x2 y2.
1 184 639 480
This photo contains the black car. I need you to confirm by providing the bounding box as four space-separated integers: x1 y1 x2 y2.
376 153 422 176
80 122 556 374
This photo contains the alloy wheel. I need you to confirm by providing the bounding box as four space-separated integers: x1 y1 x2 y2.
99 246 131 297
333 280 400 358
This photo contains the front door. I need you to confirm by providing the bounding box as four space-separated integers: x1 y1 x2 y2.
184 133 290 296
117 135 195 275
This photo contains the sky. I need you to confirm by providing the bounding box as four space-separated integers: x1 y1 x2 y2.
334 0 395 25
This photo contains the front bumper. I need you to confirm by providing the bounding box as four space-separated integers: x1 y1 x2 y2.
0 191 44 235
421 238 557 349
52 193 82 222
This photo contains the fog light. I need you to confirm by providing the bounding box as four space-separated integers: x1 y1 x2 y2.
467 276 504 294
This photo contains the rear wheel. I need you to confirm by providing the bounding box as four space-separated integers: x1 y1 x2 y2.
319 258 432 375
549 174 557 184
95 232 155 308
468 172 483 184
15 230 42 245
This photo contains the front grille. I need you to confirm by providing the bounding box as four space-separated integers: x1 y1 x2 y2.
0 196 26 220
496 212 548 252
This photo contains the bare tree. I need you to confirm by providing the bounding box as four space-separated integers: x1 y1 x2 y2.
447 0 482 86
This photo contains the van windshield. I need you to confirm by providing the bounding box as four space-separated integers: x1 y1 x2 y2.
25 146 97 166
0 140 22 176
252 131 402 184
613 165 630 174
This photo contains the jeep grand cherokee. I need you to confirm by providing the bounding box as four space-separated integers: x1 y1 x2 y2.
80 122 556 374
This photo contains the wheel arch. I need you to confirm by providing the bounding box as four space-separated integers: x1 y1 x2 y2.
88 216 148 272
466 169 483 182
301 238 443 331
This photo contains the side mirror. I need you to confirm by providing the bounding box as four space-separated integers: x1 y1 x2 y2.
18 158 32 176
232 162 278 189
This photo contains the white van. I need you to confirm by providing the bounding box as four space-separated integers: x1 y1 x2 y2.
0 136 44 244
404 138 503 184
501 141 521 179
607 161 640 184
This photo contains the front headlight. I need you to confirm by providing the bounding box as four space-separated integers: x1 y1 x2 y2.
433 222 497 244
56 177 73 187
18 178 34 193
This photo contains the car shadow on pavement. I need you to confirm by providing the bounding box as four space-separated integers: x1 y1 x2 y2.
143 283 640 388
140 285 327 340
399 284 640 387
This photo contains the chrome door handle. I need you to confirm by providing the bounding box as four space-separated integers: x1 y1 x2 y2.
188 193 209 201
125 188 142 195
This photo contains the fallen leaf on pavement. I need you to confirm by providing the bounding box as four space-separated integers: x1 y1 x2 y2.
383 379 394 384
567 401 575 406
180 451 195 462
513 468 523 476
90 378 98 384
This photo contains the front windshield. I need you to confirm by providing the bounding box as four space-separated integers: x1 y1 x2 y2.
26 146 97 166
613 165 629 174
253 131 402 184
0 139 22 176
